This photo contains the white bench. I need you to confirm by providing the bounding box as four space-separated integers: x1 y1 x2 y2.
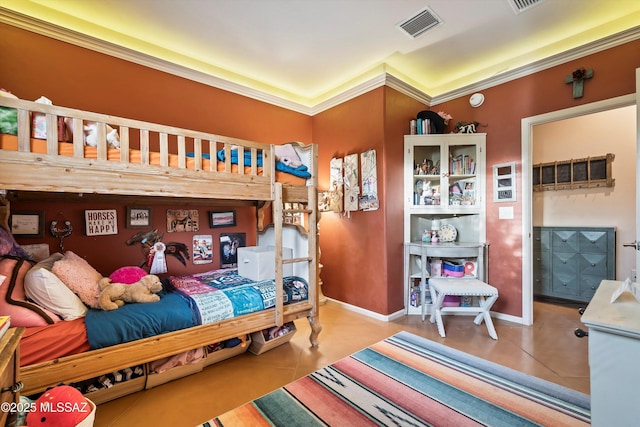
428 277 499 340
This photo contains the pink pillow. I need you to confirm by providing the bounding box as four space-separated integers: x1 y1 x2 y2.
0 257 60 327
109 266 147 284
52 251 103 309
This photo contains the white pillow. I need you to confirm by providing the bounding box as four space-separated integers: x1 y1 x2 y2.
25 266 88 320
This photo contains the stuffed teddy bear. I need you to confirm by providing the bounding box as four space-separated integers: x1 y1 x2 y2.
98 274 163 311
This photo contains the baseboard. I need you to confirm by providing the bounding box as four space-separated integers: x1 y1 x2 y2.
325 298 406 322
324 297 525 325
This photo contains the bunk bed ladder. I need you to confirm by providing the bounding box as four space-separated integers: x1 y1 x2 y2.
273 183 318 328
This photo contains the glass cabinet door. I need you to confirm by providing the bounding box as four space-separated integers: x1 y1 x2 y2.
447 143 479 208
411 144 442 207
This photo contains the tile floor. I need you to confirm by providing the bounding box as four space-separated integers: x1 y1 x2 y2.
93 300 590 426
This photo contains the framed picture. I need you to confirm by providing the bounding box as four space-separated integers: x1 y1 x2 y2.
193 234 213 265
9 211 44 237
209 210 236 228
84 209 118 236
166 209 199 233
219 233 246 268
126 207 152 228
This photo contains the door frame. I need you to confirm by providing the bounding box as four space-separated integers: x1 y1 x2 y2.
521 93 636 325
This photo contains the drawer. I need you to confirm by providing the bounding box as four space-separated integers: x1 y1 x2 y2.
579 231 609 253
552 252 579 273
533 228 550 252
552 271 580 297
533 250 550 271
552 230 579 253
580 253 608 276
579 275 602 301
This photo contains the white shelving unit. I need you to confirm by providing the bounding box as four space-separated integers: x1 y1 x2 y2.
403 133 487 315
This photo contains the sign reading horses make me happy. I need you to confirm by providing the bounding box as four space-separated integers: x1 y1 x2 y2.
84 209 118 236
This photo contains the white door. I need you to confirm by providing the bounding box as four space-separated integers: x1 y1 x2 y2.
635 68 640 276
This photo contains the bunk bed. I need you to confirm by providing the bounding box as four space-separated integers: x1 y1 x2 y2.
0 96 321 397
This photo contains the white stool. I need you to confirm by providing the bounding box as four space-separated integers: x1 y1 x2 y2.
428 277 499 340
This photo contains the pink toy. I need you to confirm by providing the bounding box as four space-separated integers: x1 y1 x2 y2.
109 266 147 284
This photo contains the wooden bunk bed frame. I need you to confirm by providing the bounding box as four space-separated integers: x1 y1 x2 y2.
0 97 321 396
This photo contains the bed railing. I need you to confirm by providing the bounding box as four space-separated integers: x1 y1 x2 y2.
0 97 279 200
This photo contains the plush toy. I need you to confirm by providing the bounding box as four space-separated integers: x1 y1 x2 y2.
25 385 96 426
109 265 148 284
98 274 163 311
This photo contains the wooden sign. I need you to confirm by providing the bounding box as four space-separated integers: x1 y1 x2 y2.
84 209 118 236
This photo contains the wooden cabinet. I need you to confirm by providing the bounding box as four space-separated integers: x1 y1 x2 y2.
533 226 615 303
0 328 24 427
403 134 487 315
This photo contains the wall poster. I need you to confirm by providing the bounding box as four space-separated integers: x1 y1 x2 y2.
193 235 213 264
343 153 359 212
359 149 379 211
328 157 344 213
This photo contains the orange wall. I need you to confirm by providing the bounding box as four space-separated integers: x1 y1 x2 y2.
312 89 387 312
13 200 257 277
422 39 640 316
0 23 312 144
312 88 427 314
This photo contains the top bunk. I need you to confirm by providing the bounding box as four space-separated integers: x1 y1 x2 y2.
0 96 317 203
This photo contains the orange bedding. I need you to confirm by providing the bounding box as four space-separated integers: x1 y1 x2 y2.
0 134 305 186
20 317 90 366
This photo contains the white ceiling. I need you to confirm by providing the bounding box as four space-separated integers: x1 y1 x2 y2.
2 0 640 110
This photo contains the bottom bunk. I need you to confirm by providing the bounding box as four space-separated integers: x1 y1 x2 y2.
20 301 318 396
0 241 320 397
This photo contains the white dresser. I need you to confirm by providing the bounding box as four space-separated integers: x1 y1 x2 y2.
581 280 640 427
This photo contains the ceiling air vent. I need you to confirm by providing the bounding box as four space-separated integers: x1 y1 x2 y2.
397 7 442 39
509 0 544 14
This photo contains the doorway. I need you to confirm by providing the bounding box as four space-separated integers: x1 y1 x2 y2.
521 94 637 325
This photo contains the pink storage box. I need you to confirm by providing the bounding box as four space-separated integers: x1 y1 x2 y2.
442 295 460 307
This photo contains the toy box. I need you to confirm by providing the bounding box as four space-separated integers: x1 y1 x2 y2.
238 245 293 281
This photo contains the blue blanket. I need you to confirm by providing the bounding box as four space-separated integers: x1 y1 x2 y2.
84 290 197 349
83 269 308 350
214 149 312 179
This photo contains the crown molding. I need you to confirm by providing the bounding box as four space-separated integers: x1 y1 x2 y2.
430 25 640 106
0 7 314 115
2 7 638 115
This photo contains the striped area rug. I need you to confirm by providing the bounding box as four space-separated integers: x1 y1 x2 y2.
202 331 590 426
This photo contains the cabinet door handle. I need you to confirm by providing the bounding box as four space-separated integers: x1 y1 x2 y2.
562 239 567 242
562 282 568 286
591 263 596 267
562 260 567 264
